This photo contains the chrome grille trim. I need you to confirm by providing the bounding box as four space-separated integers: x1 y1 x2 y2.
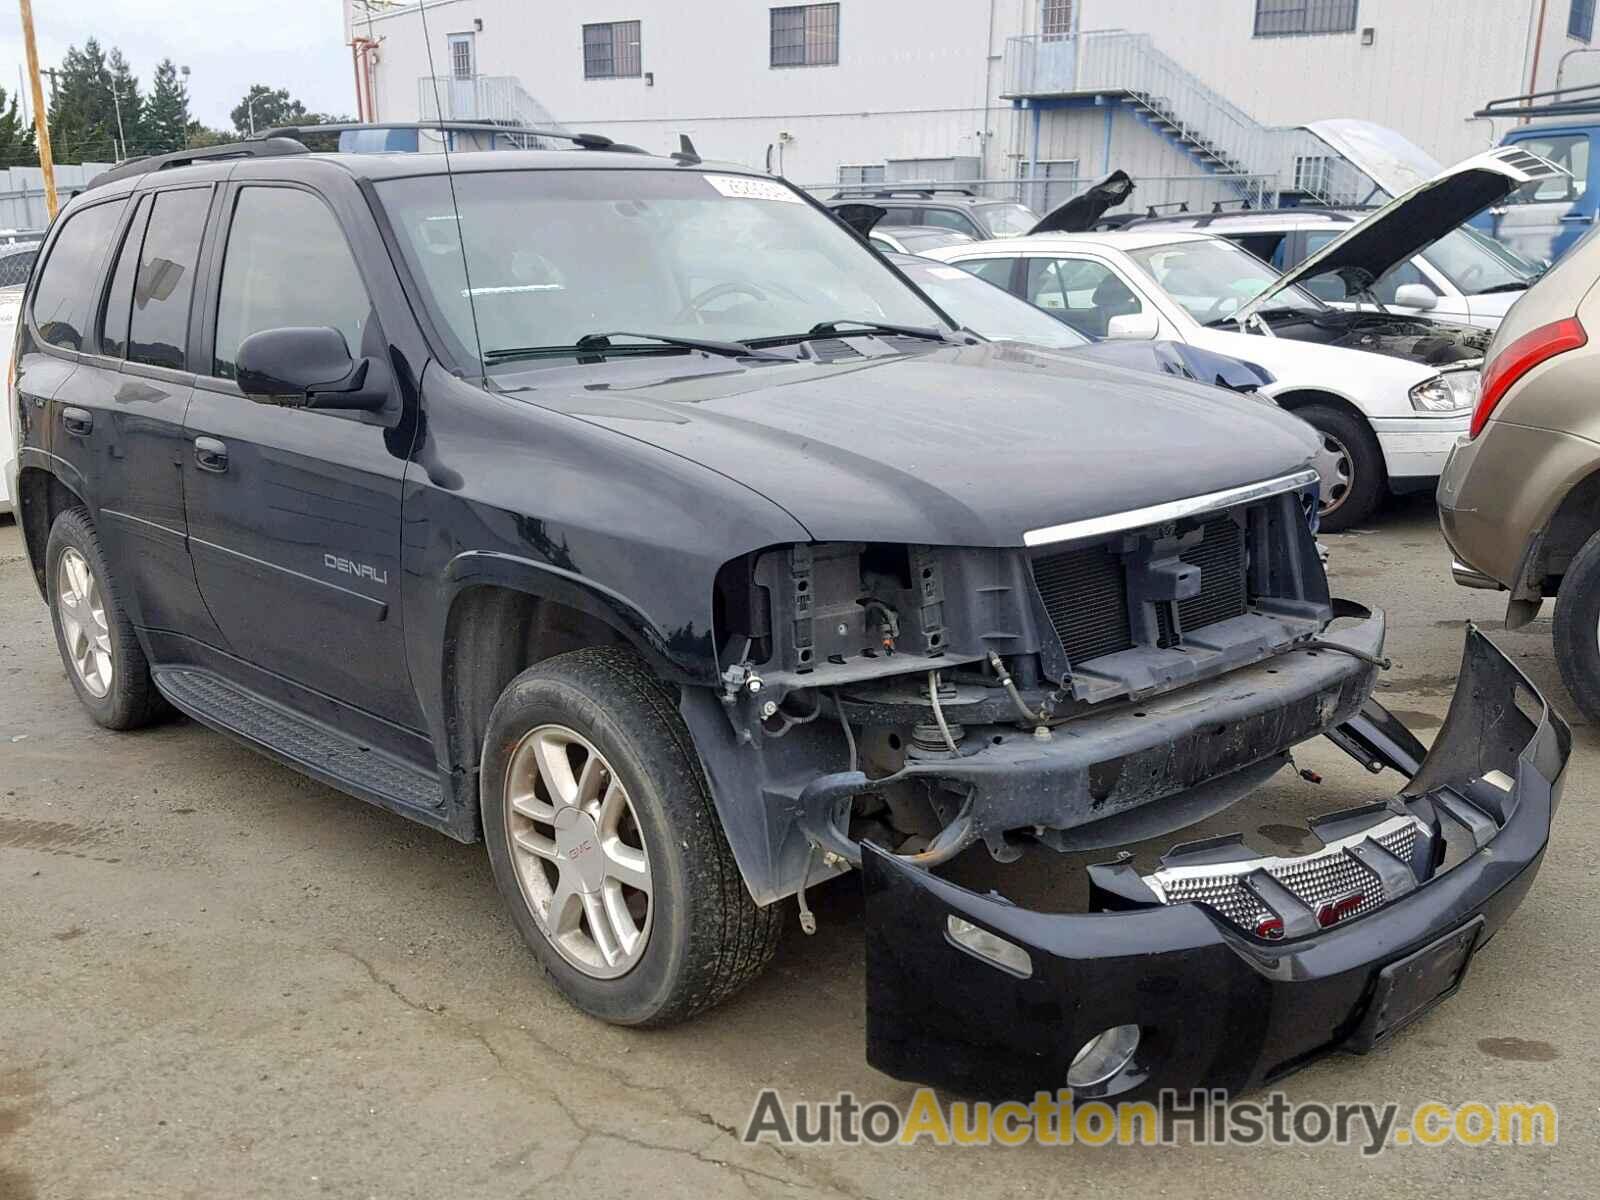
1144 815 1422 932
1022 469 1318 548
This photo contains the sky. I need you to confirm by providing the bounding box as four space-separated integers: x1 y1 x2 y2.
0 0 354 131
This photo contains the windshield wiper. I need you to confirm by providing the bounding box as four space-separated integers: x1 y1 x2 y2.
1472 281 1532 295
484 331 786 364
806 318 951 341
745 318 952 347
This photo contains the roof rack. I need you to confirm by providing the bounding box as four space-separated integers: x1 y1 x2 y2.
258 121 649 153
86 137 308 188
1129 204 1361 229
1475 82 1600 119
1210 198 1253 213
828 187 979 200
1143 201 1190 217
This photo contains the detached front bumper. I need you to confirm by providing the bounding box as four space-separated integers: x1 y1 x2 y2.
863 628 1569 1099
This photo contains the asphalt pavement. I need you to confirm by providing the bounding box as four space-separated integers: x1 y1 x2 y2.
2 495 1595 1199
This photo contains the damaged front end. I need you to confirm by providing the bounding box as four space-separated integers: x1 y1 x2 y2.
864 629 1567 1098
684 469 1363 906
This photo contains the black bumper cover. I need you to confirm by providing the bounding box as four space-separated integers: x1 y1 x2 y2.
862 628 1570 1098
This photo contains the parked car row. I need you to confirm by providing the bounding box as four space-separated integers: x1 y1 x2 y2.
3 124 1567 1104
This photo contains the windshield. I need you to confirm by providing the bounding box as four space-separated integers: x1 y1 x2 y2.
1420 226 1539 293
377 169 949 370
894 258 1089 349
980 203 1040 236
1126 238 1328 321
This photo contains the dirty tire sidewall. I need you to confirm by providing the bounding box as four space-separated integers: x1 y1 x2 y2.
480 647 781 1027
1553 527 1600 722
44 507 169 731
1297 403 1385 533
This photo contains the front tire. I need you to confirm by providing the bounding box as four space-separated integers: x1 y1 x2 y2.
480 647 781 1026
1296 403 1385 533
45 507 169 730
1552 528 1600 721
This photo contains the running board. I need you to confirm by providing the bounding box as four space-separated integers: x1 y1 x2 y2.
152 667 447 827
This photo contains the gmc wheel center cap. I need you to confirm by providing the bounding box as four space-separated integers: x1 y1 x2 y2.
554 806 606 892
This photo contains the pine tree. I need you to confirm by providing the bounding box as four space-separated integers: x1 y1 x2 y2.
46 39 120 164
0 86 38 169
230 85 308 136
144 60 189 153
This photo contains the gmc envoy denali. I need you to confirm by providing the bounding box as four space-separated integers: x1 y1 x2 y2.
4 126 1566 1100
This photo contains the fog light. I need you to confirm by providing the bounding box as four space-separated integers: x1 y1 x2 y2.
1067 1024 1141 1088
946 916 1032 977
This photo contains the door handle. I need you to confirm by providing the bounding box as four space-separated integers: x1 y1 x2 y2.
193 436 229 473
1560 211 1597 223
61 407 93 436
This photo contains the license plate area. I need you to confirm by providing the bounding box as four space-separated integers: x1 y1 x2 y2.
1349 916 1485 1052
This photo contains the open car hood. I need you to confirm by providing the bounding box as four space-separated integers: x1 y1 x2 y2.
1237 146 1565 322
1027 170 1134 234
833 203 887 237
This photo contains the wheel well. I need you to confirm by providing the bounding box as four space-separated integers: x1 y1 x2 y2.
442 585 632 832
1532 467 1600 592
16 467 84 594
1272 388 1371 431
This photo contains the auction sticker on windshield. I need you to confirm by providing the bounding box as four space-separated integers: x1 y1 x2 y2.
705 174 804 202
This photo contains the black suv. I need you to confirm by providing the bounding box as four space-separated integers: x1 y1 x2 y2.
6 128 1566 1100
824 187 1039 239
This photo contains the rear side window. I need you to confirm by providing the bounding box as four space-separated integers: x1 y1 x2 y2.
30 200 126 351
128 188 211 370
873 207 920 228
213 188 372 380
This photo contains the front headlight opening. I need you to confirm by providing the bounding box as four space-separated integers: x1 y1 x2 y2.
1410 370 1480 413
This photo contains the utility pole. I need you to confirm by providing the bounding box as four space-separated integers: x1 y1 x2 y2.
109 78 127 160
18 0 57 220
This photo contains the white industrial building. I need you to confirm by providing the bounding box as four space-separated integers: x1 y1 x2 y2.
343 0 1600 212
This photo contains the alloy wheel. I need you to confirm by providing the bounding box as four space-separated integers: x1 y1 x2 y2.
502 724 653 979
56 548 113 698
1310 431 1354 517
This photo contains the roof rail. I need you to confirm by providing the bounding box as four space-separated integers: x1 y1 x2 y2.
827 186 978 200
1475 82 1600 119
86 137 308 189
257 121 650 154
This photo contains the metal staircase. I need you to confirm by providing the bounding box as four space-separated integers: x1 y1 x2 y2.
1003 30 1341 205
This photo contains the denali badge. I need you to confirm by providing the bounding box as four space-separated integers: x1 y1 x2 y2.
324 553 388 585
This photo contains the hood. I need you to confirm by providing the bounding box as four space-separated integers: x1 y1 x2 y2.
1027 170 1134 235
1238 146 1566 322
495 342 1317 547
1301 120 1444 202
832 203 886 237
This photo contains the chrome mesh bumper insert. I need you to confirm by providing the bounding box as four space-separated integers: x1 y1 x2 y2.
1144 812 1429 938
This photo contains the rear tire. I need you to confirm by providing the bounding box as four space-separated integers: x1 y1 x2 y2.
1295 403 1385 533
1552 528 1600 721
45 507 169 730
480 647 781 1026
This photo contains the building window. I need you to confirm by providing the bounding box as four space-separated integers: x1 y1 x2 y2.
583 20 642 79
1572 0 1596 42
771 4 840 68
1041 0 1075 40
1293 155 1334 196
838 164 886 187
1253 0 1358 37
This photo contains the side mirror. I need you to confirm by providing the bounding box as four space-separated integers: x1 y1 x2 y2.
236 326 389 411
1391 283 1439 311
1105 310 1159 340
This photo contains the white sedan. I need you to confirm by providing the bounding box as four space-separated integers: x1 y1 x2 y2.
923 229 1477 530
